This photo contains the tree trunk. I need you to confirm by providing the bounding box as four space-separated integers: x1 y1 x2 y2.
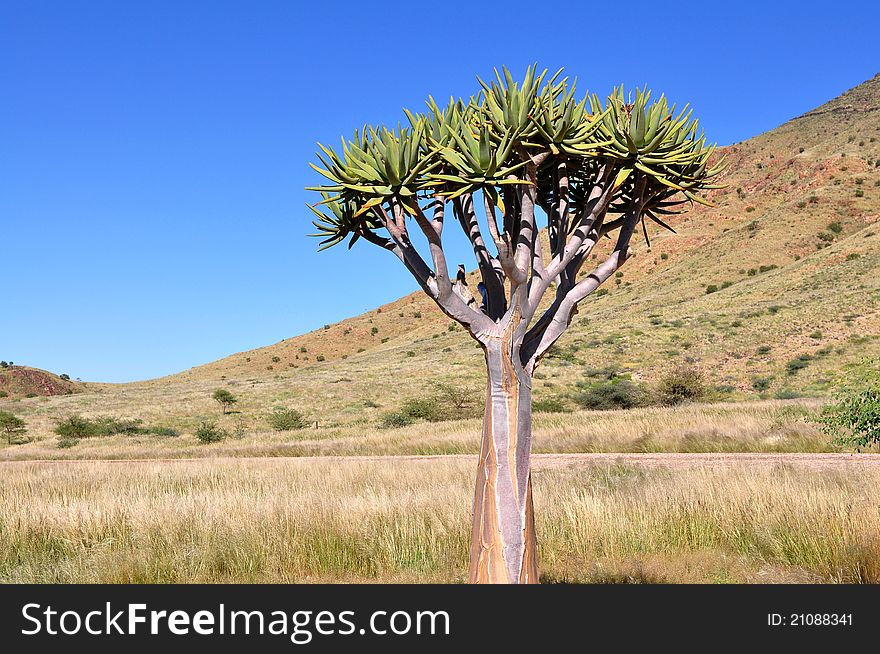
469 330 538 584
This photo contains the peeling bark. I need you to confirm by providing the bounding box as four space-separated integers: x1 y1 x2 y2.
469 318 538 584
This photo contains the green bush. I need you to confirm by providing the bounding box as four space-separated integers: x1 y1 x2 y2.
54 415 101 439
400 397 447 422
268 409 309 431
0 391 8 398
656 365 705 405
775 388 805 400
827 222 843 234
786 354 813 375
705 284 718 294
195 421 226 443
818 362 880 447
572 377 649 411
57 437 79 449
756 345 772 355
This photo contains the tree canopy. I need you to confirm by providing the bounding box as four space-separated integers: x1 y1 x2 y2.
307 65 723 365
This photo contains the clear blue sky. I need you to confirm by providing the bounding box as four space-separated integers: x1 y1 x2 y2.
2 1 878 382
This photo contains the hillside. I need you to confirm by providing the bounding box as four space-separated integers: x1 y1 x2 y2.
4 74 878 436
0 365 81 399
159 74 880 398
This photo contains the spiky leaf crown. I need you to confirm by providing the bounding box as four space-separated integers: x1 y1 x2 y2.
308 66 724 250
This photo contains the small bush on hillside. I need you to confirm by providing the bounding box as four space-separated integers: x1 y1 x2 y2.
370 327 379 335
827 222 843 234
195 421 226 443
60 374 70 381
751 376 773 392
846 253 861 261
57 437 79 448
786 354 813 375
269 409 309 431
656 365 705 406
55 415 101 439
660 252 669 260
757 345 772 355
775 388 806 400
855 189 864 198
0 391 8 398
758 264 778 273
316 355 325 361
705 284 718 294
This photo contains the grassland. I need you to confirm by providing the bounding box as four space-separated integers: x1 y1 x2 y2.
0 399 852 460
2 458 878 584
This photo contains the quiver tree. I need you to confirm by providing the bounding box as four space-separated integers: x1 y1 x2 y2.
307 66 723 584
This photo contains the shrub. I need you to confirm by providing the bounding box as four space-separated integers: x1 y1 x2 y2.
855 189 864 198
413 312 422 318
269 409 309 431
57 437 79 448
758 264 778 273
316 355 325 362
594 288 609 297
0 411 27 443
809 330 823 340
406 351 416 357
775 388 805 400
55 415 101 439
370 327 379 335
751 376 773 392
380 411 414 428
271 356 281 363
572 377 649 411
818 362 880 447
757 345 772 355
827 222 843 234
363 399 380 408
705 284 718 294
400 397 447 422
660 252 669 260
212 389 237 414
656 365 705 406
195 421 226 443
846 253 861 261
0 391 7 398
299 346 307 353
747 268 757 276
59 374 70 381
786 354 813 375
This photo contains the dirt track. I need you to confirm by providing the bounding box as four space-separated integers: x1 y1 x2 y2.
1 452 878 470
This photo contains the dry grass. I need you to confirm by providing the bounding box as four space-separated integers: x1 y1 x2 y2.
0 399 852 460
1 458 878 584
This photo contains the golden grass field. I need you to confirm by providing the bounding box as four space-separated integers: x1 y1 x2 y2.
3 457 879 584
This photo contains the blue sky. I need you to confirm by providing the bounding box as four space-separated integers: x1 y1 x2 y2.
2 1 878 382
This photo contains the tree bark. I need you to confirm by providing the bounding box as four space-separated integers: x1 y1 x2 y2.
469 323 538 584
